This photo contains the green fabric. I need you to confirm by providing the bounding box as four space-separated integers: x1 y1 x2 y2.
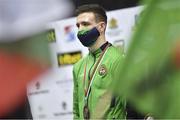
114 0 180 118
77 28 89 36
73 45 126 119
0 32 51 65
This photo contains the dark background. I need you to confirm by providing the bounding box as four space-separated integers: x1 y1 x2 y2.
72 0 140 11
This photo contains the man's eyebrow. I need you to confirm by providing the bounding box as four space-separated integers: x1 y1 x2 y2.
76 21 91 27
81 21 91 24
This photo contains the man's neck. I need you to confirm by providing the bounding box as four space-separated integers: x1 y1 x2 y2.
89 36 106 52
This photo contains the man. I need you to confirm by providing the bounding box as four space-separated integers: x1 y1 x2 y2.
73 4 126 119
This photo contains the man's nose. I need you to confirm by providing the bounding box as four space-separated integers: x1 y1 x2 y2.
78 25 83 31
78 25 87 31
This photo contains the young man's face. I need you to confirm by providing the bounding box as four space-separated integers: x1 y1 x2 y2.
76 12 97 31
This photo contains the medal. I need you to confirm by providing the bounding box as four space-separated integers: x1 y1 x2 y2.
83 104 90 119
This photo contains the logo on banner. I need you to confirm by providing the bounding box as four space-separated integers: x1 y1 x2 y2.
109 18 118 29
64 25 76 42
28 82 50 96
135 14 141 26
107 18 122 37
62 101 67 110
57 51 82 66
132 10 145 31
47 29 56 43
35 81 41 90
132 14 141 31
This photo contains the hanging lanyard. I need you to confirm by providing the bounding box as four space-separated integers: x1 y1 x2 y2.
83 44 110 103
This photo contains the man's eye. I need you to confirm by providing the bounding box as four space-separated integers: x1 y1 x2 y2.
76 23 80 28
82 22 89 26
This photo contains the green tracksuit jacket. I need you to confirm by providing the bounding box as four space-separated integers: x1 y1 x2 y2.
73 42 126 119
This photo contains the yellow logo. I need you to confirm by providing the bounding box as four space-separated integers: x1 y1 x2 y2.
47 29 56 43
57 51 82 66
108 18 118 29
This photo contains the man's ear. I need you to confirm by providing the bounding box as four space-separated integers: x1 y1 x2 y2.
98 22 106 33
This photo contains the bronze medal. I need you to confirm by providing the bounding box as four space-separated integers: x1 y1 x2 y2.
83 105 90 119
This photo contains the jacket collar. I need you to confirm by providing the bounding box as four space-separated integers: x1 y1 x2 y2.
89 41 111 57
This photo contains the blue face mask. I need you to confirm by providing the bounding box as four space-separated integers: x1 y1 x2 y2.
77 27 100 47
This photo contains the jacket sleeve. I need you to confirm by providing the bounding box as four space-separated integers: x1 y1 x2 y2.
73 66 79 119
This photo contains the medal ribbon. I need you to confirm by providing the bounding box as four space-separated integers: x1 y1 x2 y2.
83 43 110 102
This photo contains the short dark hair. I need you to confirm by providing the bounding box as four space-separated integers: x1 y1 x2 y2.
75 4 107 24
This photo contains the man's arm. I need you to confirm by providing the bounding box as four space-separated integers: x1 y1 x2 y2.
72 66 79 119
